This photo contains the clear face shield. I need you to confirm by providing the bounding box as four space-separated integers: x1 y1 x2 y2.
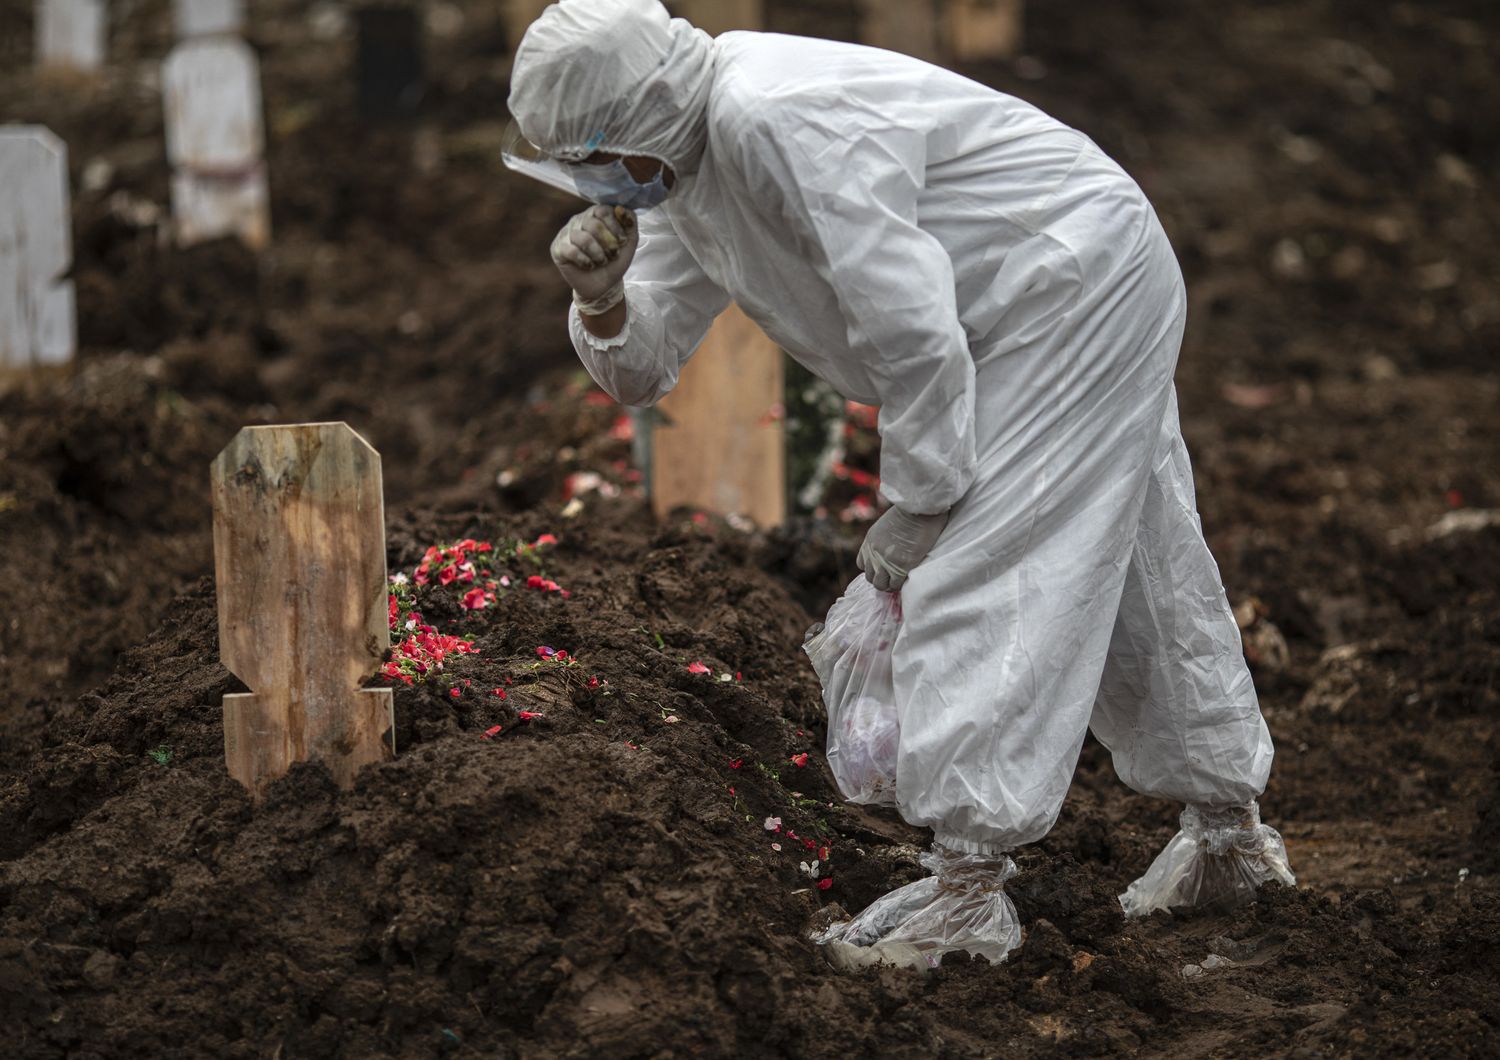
501 120 673 211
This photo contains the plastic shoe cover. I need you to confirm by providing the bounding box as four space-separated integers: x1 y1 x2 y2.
803 579 903 806
813 845 1022 970
1120 802 1295 917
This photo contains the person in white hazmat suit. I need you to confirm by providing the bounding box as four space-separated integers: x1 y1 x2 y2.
506 0 1295 969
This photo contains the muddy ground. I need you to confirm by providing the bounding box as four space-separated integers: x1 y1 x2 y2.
1 0 1497 1055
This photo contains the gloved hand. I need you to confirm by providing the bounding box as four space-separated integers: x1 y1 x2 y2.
857 507 950 592
550 204 638 315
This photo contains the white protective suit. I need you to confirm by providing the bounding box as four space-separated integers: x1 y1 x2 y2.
510 0 1293 963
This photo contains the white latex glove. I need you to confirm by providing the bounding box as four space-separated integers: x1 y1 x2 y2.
550 204 638 315
857 507 950 592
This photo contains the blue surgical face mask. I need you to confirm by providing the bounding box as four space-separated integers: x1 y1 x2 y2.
570 158 672 211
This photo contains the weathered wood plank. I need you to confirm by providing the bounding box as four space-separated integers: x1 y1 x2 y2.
504 0 552 52
212 423 394 797
652 304 786 528
0 128 75 370
860 0 941 65
671 0 762 35
945 0 1024 62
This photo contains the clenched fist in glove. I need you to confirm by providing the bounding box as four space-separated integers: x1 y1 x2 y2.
857 507 950 592
551 204 638 315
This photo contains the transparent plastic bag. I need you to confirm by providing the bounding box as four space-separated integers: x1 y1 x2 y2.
802 578 903 805
1120 801 1296 917
813 844 1022 970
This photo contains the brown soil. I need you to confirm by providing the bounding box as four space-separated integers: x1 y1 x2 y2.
2 0 1498 1055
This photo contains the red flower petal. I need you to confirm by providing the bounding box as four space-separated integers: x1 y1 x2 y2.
817 878 833 891
790 753 809 768
686 661 712 675
482 725 503 738
461 588 488 610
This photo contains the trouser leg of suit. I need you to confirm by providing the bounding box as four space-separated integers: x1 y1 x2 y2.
1088 392 1274 806
890 202 1188 855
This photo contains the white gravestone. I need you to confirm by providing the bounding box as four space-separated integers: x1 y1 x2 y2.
0 129 76 369
174 0 245 40
35 0 106 73
162 37 271 248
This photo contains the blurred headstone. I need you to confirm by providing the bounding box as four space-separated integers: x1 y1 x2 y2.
35 0 106 73
0 128 76 370
945 0 1023 62
671 0 761 35
355 5 424 120
162 37 271 248
173 0 244 39
860 0 941 65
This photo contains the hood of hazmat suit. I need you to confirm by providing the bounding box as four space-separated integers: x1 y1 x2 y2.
509 0 1289 968
508 0 714 175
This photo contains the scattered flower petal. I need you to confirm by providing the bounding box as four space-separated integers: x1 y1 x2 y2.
763 817 782 832
461 588 489 610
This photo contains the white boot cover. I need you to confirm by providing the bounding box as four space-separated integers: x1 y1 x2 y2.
813 845 1022 971
1120 802 1295 917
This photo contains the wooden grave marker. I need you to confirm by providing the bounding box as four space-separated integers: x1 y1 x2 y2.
945 0 1024 63
670 0 762 36
173 0 244 39
35 0 106 73
652 304 787 528
503 0 552 54
860 0 941 65
162 36 271 248
212 423 394 797
0 128 76 370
